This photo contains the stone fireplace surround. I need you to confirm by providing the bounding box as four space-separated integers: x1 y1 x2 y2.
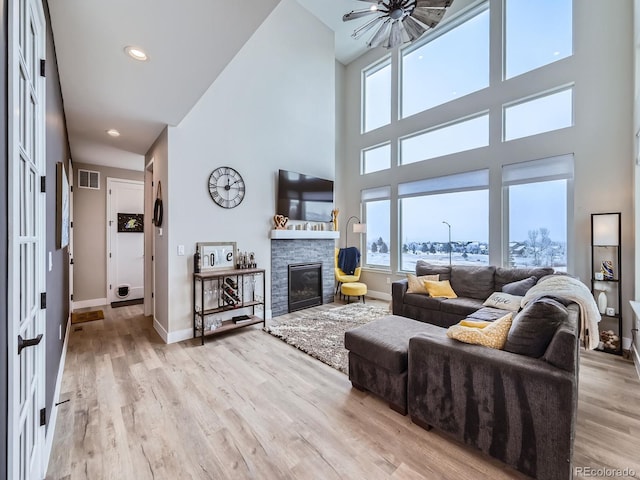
271 235 336 317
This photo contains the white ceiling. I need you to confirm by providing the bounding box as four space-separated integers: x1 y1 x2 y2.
48 0 464 172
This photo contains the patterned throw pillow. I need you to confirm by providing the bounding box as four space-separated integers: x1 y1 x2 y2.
447 312 513 350
423 280 457 298
406 273 439 294
482 292 523 312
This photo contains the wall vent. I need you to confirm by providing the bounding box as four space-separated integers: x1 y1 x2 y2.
78 169 100 189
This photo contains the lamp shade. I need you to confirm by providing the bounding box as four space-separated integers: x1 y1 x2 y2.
353 223 367 234
592 213 619 246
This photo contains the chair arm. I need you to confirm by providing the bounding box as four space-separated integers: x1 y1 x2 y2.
391 279 408 315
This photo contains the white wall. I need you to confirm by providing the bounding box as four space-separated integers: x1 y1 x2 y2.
339 0 635 344
159 0 335 338
633 0 640 369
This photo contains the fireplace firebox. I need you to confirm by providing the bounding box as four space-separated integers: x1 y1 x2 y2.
288 263 322 312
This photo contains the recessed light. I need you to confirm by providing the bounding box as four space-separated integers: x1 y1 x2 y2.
124 46 148 61
106 129 121 137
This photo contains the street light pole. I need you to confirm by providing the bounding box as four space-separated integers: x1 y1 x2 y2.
442 221 451 266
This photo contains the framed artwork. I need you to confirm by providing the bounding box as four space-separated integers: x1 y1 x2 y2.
197 242 236 271
117 213 144 233
56 162 70 248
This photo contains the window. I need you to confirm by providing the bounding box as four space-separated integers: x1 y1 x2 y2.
399 171 489 271
505 0 572 79
363 60 391 132
503 155 574 270
400 113 489 165
401 4 489 118
362 143 391 174
503 87 573 141
362 186 391 268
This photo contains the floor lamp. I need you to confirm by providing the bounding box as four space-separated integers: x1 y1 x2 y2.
345 216 367 248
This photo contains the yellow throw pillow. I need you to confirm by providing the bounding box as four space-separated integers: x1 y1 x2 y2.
459 319 492 328
423 280 457 298
407 273 439 294
446 312 513 350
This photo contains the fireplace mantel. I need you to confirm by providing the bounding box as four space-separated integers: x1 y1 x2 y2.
269 230 339 240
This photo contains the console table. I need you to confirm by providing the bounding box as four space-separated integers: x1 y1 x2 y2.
193 268 265 345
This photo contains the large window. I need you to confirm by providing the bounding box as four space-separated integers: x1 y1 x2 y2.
362 143 391 174
400 113 489 165
399 171 489 271
363 60 391 132
503 155 573 270
401 4 489 118
505 0 572 79
503 87 573 141
362 186 391 268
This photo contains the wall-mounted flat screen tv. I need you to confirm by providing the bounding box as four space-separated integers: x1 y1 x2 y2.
277 169 334 222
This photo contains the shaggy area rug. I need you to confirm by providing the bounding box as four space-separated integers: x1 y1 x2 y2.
264 303 390 374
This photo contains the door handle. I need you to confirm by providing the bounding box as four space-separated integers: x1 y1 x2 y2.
17 334 43 355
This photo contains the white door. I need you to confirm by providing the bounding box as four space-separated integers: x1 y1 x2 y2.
107 178 144 303
8 0 47 478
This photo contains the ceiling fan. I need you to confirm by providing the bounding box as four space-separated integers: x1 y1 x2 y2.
343 0 454 49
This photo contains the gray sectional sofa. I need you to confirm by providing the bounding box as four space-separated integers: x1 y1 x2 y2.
345 261 581 480
392 260 554 327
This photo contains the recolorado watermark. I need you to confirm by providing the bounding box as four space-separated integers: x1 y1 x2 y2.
575 467 636 477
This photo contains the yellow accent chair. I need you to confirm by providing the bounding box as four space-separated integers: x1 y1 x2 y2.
335 248 362 295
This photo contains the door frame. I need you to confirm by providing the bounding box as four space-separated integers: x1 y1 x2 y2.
7 0 47 477
144 159 155 317
106 177 145 303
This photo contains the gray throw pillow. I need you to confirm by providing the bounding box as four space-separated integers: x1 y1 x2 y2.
504 296 568 358
501 276 537 296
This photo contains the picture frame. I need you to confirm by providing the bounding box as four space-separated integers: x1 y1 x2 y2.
56 162 70 248
117 213 144 233
197 242 236 271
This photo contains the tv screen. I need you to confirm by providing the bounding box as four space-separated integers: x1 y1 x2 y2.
277 169 334 222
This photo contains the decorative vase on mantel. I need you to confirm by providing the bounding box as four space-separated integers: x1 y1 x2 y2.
597 291 607 315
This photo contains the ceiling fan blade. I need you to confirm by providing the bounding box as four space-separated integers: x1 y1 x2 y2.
411 7 446 28
352 16 383 38
343 8 380 21
402 15 426 41
385 20 404 49
356 0 384 3
415 0 453 8
367 19 392 48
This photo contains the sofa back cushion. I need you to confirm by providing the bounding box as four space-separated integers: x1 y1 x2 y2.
415 261 451 280
504 296 568 358
449 265 495 300
494 267 554 292
543 303 580 372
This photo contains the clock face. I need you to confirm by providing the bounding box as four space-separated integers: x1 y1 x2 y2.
208 166 245 209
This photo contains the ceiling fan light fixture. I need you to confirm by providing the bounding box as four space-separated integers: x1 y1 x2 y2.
124 45 148 61
106 128 121 137
346 0 455 50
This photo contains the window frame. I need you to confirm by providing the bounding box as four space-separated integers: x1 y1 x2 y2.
362 141 392 174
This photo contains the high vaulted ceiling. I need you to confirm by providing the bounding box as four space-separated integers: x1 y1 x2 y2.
48 0 462 171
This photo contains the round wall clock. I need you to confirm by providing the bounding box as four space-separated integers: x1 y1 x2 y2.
208 166 246 209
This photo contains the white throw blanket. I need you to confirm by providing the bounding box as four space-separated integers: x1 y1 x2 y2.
521 275 601 350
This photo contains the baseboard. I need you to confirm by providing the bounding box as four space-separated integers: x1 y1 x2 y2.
366 289 392 302
72 298 107 310
43 312 71 477
153 317 193 344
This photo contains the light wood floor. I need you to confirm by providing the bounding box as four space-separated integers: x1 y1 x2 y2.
46 300 640 480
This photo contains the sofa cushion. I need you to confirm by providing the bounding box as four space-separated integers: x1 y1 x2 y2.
482 292 523 312
494 267 554 291
440 297 485 316
403 293 443 310
424 280 457 298
446 312 513 349
467 306 512 322
504 296 568 358
449 265 495 299
415 261 451 280
502 275 537 296
406 273 439 294
344 315 440 373
543 303 580 371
